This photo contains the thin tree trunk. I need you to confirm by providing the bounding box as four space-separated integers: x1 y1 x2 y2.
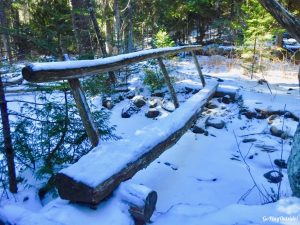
127 1 134 53
0 74 17 193
85 0 116 83
85 0 107 57
113 0 121 53
0 0 12 62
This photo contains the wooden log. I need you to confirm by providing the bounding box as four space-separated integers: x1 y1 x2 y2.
68 79 99 147
157 57 179 108
55 81 218 205
118 183 157 225
22 46 201 83
191 51 206 87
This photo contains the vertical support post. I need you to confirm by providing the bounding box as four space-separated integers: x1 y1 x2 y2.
68 79 99 147
157 57 179 108
0 73 17 193
191 51 206 87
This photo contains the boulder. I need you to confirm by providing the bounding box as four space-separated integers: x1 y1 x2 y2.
102 98 113 110
133 95 147 108
274 159 287 169
145 109 160 118
125 90 136 99
206 102 218 109
222 95 232 104
121 105 140 118
270 126 288 139
148 98 159 108
263 170 283 184
205 118 225 129
161 100 176 112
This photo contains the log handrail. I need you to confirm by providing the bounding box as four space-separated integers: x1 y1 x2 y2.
22 45 202 83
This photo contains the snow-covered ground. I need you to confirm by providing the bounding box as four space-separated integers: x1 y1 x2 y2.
1 55 300 225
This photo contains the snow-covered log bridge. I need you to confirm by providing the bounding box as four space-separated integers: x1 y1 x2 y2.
22 46 220 223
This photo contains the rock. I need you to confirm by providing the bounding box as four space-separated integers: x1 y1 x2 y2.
258 79 268 85
185 87 194 94
270 126 287 139
267 115 278 124
241 110 257 119
145 109 160 118
133 95 146 108
205 118 225 129
242 138 257 143
121 105 140 118
151 92 164 97
148 98 159 108
162 101 175 112
206 102 218 109
102 98 113 109
263 170 283 183
192 125 206 134
274 159 287 169
222 95 232 104
125 90 135 99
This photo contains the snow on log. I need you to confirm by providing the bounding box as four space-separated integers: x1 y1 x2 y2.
22 46 201 83
215 85 240 100
55 81 218 205
118 183 157 224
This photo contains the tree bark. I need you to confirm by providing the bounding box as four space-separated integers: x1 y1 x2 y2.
0 73 17 193
126 1 134 53
113 0 121 53
85 0 107 57
258 0 300 42
0 0 12 62
288 122 300 197
71 0 93 57
85 0 116 83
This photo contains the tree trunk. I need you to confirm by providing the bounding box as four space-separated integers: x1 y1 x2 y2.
258 0 300 42
85 0 107 57
70 0 93 57
113 0 121 53
288 122 300 197
127 1 134 53
0 0 13 62
0 74 17 193
104 0 113 55
275 33 283 48
85 0 116 83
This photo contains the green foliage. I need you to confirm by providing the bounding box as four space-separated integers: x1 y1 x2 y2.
7 91 117 180
28 0 74 55
143 68 164 92
154 30 175 47
82 74 113 97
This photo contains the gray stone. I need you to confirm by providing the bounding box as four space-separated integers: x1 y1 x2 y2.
145 109 160 118
161 100 175 112
222 95 232 104
205 118 225 129
133 95 147 108
121 105 140 118
149 98 159 108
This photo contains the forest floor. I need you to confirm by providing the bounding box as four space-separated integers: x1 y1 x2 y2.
1 55 300 225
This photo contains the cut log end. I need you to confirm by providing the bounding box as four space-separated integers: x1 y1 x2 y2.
119 183 157 224
22 66 34 82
